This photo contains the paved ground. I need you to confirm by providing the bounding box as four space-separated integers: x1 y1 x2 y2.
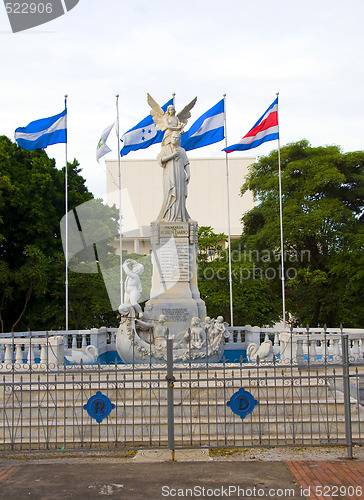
0 449 363 499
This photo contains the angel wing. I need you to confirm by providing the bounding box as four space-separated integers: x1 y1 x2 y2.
177 97 197 125
147 93 166 131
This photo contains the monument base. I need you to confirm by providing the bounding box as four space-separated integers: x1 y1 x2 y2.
116 305 226 364
144 298 199 342
146 219 206 338
115 219 227 364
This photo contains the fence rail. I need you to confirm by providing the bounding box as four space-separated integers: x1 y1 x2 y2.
0 334 363 457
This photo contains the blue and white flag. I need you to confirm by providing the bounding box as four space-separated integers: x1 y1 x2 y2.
121 98 174 157
15 108 67 151
181 99 225 152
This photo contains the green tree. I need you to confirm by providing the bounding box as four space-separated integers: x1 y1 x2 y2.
0 136 119 332
197 226 278 326
240 140 364 327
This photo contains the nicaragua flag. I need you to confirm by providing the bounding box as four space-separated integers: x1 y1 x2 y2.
15 108 67 151
121 98 173 157
181 99 224 152
223 97 279 152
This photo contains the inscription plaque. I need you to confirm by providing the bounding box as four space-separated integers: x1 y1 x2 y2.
161 308 190 322
160 223 189 238
159 238 189 281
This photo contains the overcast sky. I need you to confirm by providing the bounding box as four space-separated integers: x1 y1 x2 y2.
1 0 363 199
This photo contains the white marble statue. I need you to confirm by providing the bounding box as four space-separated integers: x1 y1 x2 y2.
147 94 197 222
123 259 144 316
209 316 227 342
65 345 98 365
114 94 228 364
157 131 191 222
246 340 273 362
147 93 197 147
153 313 169 350
184 316 204 349
116 303 227 363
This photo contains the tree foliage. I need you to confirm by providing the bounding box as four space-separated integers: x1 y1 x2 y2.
240 140 364 327
0 136 119 332
2 135 362 331
197 226 279 326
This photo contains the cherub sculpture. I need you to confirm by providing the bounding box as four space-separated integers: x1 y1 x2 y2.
147 93 197 147
183 317 204 350
209 316 228 342
123 259 144 316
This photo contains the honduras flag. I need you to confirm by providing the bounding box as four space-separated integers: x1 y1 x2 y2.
15 108 67 151
223 97 279 152
121 98 173 157
181 99 225 152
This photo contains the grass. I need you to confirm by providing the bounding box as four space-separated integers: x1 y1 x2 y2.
209 447 243 457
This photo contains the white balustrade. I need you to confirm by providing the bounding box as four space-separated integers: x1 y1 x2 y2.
0 327 362 367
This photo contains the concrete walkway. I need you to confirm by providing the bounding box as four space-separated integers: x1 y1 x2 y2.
0 449 363 499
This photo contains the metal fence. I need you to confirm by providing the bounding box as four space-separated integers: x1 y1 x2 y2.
0 334 363 456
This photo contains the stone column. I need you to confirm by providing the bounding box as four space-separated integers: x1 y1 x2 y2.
47 336 65 367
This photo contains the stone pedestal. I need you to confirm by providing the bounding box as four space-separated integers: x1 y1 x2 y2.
145 220 206 338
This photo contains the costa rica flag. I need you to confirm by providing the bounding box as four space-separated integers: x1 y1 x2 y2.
223 97 279 152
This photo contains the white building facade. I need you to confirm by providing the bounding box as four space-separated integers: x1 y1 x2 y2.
106 156 256 255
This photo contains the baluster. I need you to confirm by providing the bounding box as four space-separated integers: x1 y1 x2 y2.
360 338 364 359
110 330 116 345
0 343 5 362
309 338 317 362
72 334 77 349
15 344 23 364
4 344 14 363
296 338 304 365
274 332 279 348
82 333 87 349
352 339 360 359
27 344 35 365
272 332 280 356
40 343 47 364
332 338 341 359
303 336 309 357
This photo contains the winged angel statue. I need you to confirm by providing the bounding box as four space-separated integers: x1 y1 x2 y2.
147 93 197 222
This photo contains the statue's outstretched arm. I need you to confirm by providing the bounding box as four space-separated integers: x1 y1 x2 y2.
123 259 136 278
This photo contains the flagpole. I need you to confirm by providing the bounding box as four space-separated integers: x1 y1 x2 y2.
116 94 123 306
223 94 234 327
276 92 286 325
64 94 69 333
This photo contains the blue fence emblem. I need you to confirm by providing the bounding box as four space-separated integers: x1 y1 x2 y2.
227 388 258 420
84 391 115 423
